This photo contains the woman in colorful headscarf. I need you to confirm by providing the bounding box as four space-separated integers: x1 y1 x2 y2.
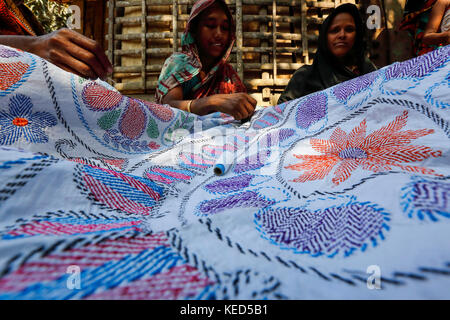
156 0 256 121
277 3 376 104
399 0 439 56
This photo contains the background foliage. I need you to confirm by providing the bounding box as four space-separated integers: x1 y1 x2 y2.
23 0 71 33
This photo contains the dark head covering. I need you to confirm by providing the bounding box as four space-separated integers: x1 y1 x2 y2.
278 3 376 103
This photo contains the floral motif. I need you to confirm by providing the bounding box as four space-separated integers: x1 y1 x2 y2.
99 98 163 151
286 110 443 185
119 99 147 140
385 46 449 80
255 199 390 257
78 164 165 215
0 61 30 91
141 99 175 122
333 72 378 102
400 177 450 222
204 174 254 194
82 82 124 111
0 48 20 58
198 191 275 215
296 93 327 129
0 94 57 145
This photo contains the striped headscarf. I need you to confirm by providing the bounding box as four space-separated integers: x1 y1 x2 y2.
155 0 246 103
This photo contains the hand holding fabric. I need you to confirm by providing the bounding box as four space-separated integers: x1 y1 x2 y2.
29 28 113 80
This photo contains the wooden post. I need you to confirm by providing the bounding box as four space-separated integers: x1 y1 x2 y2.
272 0 277 83
108 0 115 84
172 0 178 52
141 0 148 92
260 4 270 100
301 0 309 64
236 0 244 82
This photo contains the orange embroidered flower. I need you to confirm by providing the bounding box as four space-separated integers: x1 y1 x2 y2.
285 110 443 185
12 117 28 126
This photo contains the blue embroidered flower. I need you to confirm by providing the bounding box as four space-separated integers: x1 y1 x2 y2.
0 94 57 145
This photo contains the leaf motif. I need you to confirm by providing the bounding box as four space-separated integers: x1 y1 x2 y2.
97 109 121 130
146 117 159 139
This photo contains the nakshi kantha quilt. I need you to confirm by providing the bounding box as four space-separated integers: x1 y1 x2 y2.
0 44 449 299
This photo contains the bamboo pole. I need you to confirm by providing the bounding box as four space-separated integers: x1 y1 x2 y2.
236 0 244 81
141 0 147 92
107 0 115 85
260 4 269 100
113 62 303 73
172 0 178 52
114 0 305 7
272 0 277 83
301 0 309 64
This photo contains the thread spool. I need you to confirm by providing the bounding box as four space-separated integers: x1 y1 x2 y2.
213 163 231 176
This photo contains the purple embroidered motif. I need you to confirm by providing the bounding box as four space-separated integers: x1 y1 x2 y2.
259 129 295 149
385 47 449 80
255 203 389 257
401 179 450 221
296 93 327 129
338 147 368 159
205 174 254 194
0 48 20 58
199 191 275 215
233 150 271 173
333 72 378 102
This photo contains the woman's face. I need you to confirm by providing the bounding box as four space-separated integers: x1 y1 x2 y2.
195 2 231 60
326 12 357 58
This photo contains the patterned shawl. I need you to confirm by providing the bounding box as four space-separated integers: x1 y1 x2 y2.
0 0 45 36
155 0 246 104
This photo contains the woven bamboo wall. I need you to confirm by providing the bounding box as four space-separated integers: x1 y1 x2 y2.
106 0 358 105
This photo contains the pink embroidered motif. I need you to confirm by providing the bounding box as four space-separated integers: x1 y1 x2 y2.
85 264 215 300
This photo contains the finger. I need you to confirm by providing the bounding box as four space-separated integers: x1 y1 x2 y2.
246 94 257 107
234 109 245 121
68 30 113 74
53 29 107 78
56 60 87 79
65 43 106 79
50 48 97 79
244 100 254 116
238 99 252 118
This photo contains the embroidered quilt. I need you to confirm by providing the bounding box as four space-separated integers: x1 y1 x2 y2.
0 44 449 299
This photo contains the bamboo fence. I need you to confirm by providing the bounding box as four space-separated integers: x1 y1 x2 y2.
106 0 357 105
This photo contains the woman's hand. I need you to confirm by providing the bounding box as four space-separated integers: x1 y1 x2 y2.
423 0 450 46
162 87 257 121
29 28 113 79
204 93 257 120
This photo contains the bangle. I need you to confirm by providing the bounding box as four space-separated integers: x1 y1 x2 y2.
186 100 193 113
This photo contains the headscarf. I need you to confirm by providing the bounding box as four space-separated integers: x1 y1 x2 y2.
0 0 45 36
399 0 438 56
278 3 376 104
155 0 246 103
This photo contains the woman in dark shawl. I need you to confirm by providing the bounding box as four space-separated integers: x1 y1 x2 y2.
278 3 377 104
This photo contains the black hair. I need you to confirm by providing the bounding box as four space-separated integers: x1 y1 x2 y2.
318 3 366 67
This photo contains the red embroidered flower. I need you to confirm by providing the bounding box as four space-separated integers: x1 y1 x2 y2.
285 111 443 185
